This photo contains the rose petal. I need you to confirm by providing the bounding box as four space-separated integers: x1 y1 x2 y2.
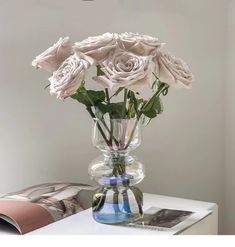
49 54 91 99
154 51 193 88
32 37 72 72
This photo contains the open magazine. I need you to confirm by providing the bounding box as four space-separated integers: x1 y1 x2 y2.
0 183 212 235
124 206 212 234
0 182 96 234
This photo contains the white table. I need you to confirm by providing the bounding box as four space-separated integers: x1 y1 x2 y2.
0 193 218 235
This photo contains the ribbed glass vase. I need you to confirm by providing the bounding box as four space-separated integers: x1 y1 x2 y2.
88 118 145 224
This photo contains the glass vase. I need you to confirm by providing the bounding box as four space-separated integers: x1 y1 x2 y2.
88 118 145 224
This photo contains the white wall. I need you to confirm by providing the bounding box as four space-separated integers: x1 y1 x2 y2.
223 0 235 235
0 0 228 232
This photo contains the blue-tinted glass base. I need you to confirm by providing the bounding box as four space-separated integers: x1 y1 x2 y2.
93 202 131 224
92 196 143 224
93 212 130 224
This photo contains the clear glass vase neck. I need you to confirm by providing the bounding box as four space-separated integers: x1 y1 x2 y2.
103 150 130 158
92 118 142 152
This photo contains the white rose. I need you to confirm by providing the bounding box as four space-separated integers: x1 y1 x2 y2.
49 53 92 99
93 49 152 91
32 37 72 72
155 51 194 88
118 32 164 56
73 32 117 62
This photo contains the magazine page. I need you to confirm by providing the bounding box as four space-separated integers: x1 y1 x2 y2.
0 182 96 234
125 207 212 235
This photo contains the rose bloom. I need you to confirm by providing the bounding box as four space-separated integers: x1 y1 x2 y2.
73 32 117 62
118 32 164 56
155 51 194 88
93 49 152 92
32 37 72 73
49 53 92 99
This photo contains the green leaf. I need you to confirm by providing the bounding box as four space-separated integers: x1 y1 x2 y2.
71 91 91 106
142 97 163 119
128 103 136 118
109 102 125 119
152 72 161 87
129 92 137 111
152 73 168 93
94 102 110 119
126 91 145 119
153 97 163 114
87 90 105 105
142 108 157 118
97 65 105 76
71 85 105 107
94 102 125 119
141 98 155 113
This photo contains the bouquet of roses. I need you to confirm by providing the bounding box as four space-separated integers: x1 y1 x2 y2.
32 32 193 149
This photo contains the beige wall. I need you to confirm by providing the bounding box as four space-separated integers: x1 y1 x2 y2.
0 0 229 233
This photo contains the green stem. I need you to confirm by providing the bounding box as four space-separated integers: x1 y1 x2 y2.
99 118 119 147
109 87 124 100
129 186 143 217
86 107 111 146
105 88 110 103
122 89 128 119
105 88 120 147
84 91 107 138
140 83 168 114
92 187 108 212
124 83 168 150
120 89 128 148
85 87 119 147
105 88 114 144
124 118 139 150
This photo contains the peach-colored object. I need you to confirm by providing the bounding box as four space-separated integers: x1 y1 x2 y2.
0 200 54 234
